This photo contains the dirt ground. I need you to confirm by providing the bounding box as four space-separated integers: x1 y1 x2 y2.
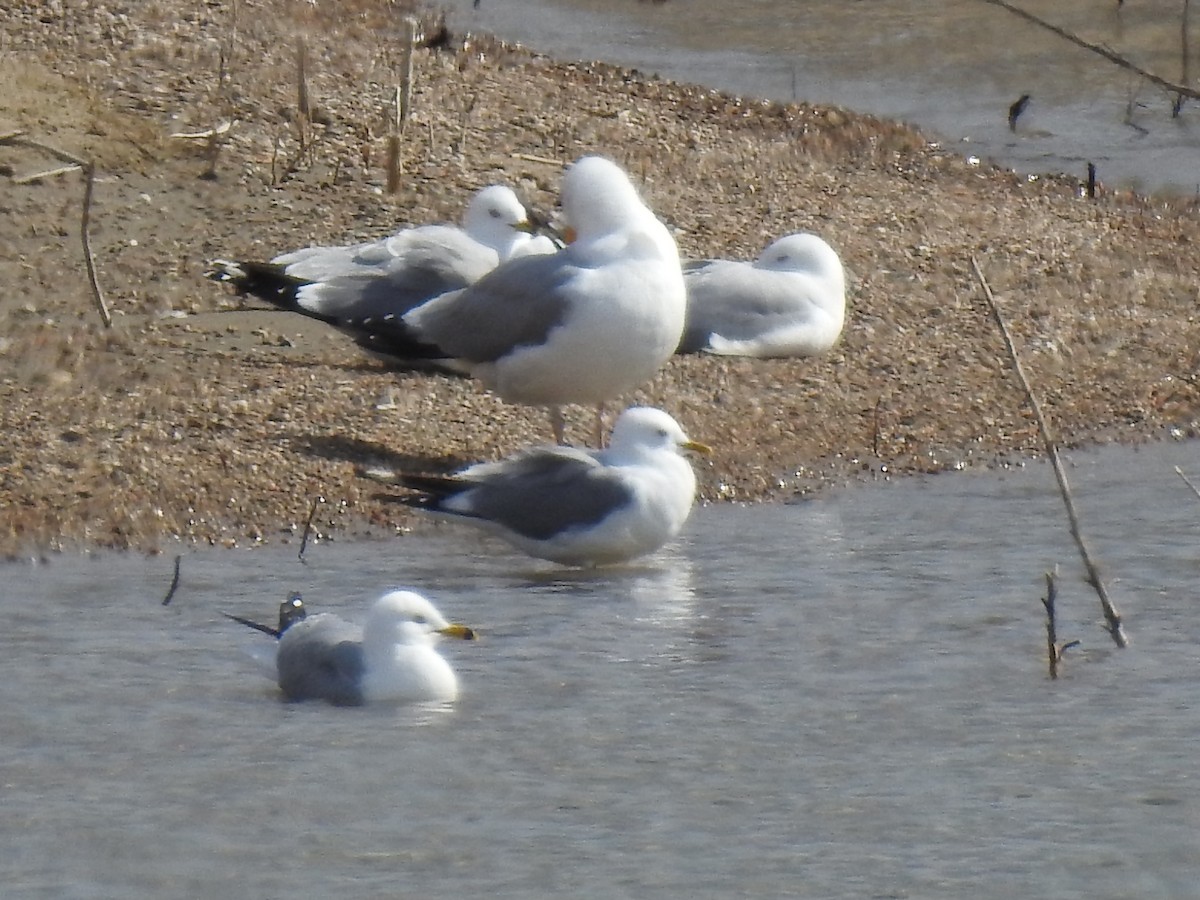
1 0 1197 556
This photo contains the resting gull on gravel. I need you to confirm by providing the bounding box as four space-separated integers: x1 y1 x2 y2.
205 185 555 360
341 156 688 443
267 590 475 706
385 406 710 567
677 232 845 358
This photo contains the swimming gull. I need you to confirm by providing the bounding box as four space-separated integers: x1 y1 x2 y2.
273 590 475 706
387 406 710 567
205 185 554 361
342 156 688 443
677 232 846 357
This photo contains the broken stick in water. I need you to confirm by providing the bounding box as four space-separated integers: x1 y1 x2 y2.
1043 569 1060 679
161 554 183 606
1042 568 1081 679
1175 466 1200 501
299 496 323 563
971 255 1128 648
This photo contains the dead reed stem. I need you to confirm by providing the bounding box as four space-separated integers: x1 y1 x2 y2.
386 17 417 194
971 255 1128 649
1042 568 1081 678
297 37 311 119
1179 0 1192 116
299 495 322 563
13 163 82 183
1043 569 1060 679
0 131 112 328
161 554 183 606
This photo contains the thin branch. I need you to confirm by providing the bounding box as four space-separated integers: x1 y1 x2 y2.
971 255 1127 648
1175 466 1200 501
0 133 112 328
78 160 111 327
977 0 1200 101
386 17 417 194
1179 0 1192 117
510 151 562 167
13 164 82 184
1043 569 1060 679
298 495 322 563
161 554 183 606
297 37 311 119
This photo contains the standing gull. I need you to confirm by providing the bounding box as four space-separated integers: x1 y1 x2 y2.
205 185 554 359
677 232 846 358
387 406 710 567
273 590 475 706
345 156 687 443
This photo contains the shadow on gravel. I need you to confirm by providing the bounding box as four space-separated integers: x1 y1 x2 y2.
287 432 469 475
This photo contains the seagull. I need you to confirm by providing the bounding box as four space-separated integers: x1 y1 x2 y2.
341 156 688 443
385 406 710 567
676 232 846 358
205 185 555 360
272 590 475 706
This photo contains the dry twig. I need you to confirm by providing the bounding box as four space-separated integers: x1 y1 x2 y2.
511 152 563 167
971 255 1128 648
386 17 418 193
13 164 82 184
299 496 323 563
1042 568 1081 679
1175 466 1200 501
161 554 183 606
1043 569 1061 679
0 131 112 328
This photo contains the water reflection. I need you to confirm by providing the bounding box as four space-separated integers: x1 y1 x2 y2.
4 439 1200 898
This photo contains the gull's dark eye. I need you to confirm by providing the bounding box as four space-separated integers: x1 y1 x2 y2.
489 207 503 219
412 614 427 625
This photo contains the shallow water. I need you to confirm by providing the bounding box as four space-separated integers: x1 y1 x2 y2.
446 0 1200 196
3 438 1200 898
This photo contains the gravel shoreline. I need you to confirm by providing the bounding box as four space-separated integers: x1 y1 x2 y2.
1 1 1198 556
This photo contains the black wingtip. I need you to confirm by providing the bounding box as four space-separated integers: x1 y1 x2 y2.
205 259 324 316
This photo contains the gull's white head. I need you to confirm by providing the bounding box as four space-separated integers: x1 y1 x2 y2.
608 406 712 457
363 590 475 651
560 156 652 240
462 185 535 257
756 233 845 283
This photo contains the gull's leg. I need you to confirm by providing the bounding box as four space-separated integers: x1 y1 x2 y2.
592 403 608 448
549 405 566 445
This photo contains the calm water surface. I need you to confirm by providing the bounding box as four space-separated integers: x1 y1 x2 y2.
3 438 1199 898
446 0 1200 195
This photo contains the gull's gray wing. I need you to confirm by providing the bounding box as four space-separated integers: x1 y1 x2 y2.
680 262 812 351
404 448 636 541
276 617 366 706
401 251 582 364
298 232 500 322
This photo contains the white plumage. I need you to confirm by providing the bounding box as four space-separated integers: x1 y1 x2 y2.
273 590 475 706
679 232 845 358
394 407 710 567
